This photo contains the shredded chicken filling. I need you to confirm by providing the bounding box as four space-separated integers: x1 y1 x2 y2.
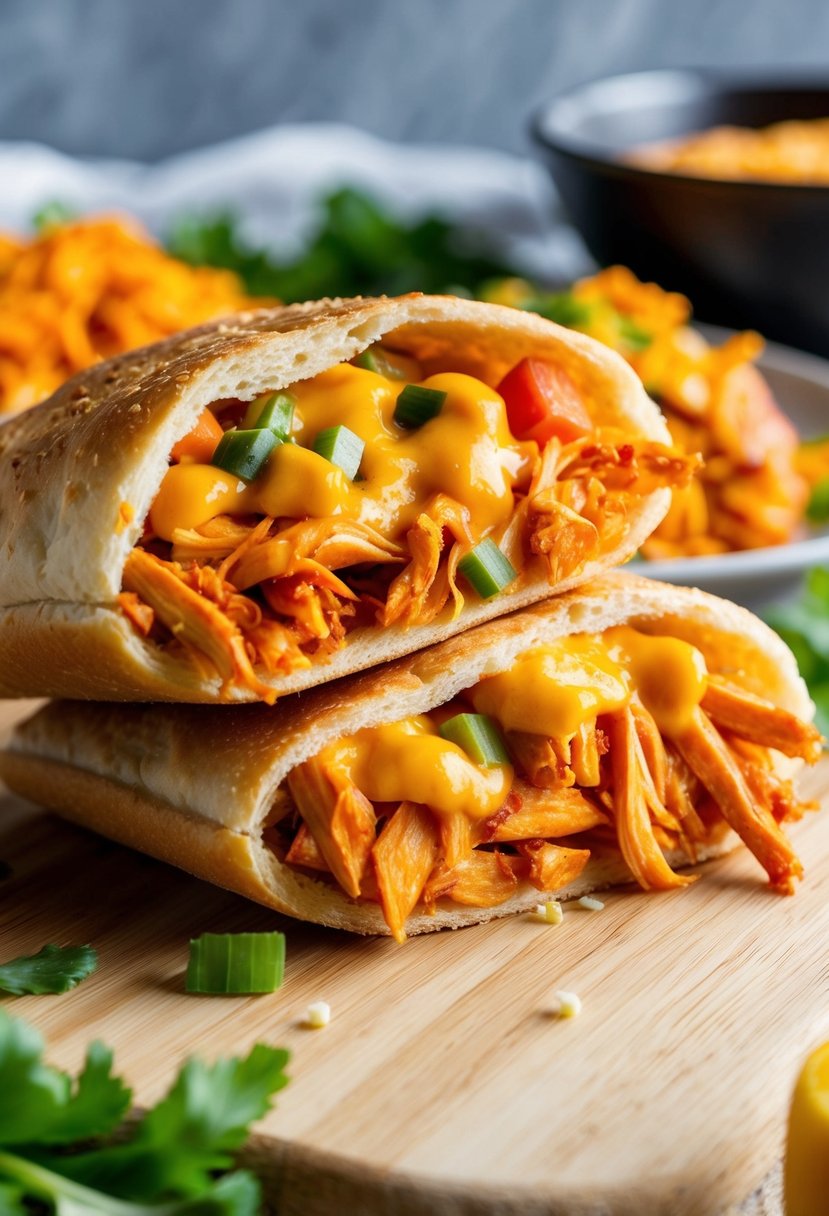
271 628 821 940
119 359 694 699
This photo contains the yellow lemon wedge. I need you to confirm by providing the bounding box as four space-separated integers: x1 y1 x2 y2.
785 1040 829 1215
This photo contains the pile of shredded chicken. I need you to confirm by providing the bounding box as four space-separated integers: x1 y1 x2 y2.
272 677 821 940
0 215 266 415
484 266 809 556
120 426 694 700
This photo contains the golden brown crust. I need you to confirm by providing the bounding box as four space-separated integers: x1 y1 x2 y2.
1 573 813 935
0 293 671 701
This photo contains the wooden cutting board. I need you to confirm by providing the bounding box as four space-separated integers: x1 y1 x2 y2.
1 699 827 1216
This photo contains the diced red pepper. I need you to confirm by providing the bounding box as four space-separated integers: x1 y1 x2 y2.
170 409 225 463
497 357 593 446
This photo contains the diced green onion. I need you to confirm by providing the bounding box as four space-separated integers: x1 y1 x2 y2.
313 425 364 480
243 391 295 437
354 348 382 373
439 713 510 767
186 931 285 995
457 538 517 599
354 345 419 380
393 384 446 429
212 428 279 482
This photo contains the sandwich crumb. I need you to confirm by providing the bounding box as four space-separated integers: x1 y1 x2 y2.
577 895 605 911
529 900 563 925
303 1000 331 1029
551 991 582 1019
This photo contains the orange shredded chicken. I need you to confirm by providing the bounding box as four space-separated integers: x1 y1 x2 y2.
484 266 810 555
270 639 818 937
673 707 804 893
372 802 441 942
0 215 266 415
286 756 377 899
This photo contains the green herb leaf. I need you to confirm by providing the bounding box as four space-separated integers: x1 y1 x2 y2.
32 200 77 233
0 1008 289 1213
766 568 829 738
807 477 829 524
167 188 513 303
0 944 98 997
42 1042 132 1146
61 1043 289 1201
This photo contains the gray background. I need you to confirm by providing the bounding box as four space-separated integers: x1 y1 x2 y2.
1 0 828 161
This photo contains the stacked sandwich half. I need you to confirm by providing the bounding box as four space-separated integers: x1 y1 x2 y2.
0 296 821 940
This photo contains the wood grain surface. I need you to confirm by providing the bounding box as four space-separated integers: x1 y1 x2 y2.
1 699 826 1216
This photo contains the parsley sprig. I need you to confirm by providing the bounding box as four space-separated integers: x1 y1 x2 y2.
0 1009 289 1214
0 944 98 997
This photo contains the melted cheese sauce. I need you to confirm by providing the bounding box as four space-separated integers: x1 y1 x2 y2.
301 627 709 822
150 364 536 543
472 627 707 739
316 715 513 820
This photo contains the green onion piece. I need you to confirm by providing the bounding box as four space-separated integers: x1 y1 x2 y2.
243 391 295 437
186 931 286 995
212 428 279 482
393 384 447 429
355 345 418 380
617 314 653 352
807 476 829 524
457 538 517 599
313 424 364 480
439 713 510 767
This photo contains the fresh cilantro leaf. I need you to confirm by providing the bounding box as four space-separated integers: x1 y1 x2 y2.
167 188 512 302
40 1042 131 1146
0 1012 70 1144
63 1043 289 1200
0 944 98 997
766 568 829 738
0 1010 289 1213
0 1152 262 1214
0 1179 28 1215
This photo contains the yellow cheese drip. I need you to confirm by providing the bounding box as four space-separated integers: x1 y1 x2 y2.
150 363 534 543
318 715 512 821
471 637 630 738
604 626 708 735
470 627 708 739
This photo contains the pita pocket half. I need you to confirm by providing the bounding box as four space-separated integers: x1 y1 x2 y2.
1 574 820 941
0 294 693 703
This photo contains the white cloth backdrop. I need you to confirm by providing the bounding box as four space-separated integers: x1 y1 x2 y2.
0 123 591 284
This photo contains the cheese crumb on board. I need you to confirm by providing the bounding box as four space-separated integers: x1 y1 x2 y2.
551 991 582 1019
304 1000 331 1029
577 896 605 911
530 900 564 925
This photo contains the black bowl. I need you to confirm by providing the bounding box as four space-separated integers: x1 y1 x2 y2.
532 70 829 356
